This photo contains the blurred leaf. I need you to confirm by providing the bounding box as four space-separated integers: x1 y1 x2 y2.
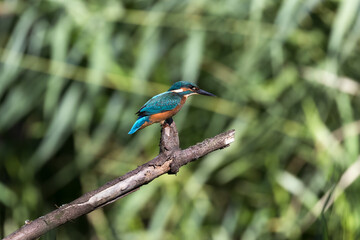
30 84 82 171
0 77 44 131
2 1 360 239
0 8 36 98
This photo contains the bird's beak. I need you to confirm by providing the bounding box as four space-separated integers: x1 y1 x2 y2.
196 88 216 97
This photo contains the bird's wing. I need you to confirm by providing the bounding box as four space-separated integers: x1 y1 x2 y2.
136 92 181 116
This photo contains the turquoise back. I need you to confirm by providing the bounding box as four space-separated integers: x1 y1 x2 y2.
137 92 182 116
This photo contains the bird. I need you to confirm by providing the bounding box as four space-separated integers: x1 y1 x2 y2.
128 81 216 134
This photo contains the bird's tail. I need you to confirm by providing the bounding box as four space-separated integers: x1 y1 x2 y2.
128 116 150 134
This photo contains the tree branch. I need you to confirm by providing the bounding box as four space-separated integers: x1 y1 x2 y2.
4 121 235 240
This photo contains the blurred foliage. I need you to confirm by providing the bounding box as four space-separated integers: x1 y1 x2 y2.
1 0 360 239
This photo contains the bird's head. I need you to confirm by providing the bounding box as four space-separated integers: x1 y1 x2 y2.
168 81 216 97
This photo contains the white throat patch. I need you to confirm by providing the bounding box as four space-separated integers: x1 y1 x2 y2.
184 92 196 98
171 89 184 93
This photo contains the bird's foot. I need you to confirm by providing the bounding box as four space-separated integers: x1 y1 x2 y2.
165 117 173 126
161 117 173 128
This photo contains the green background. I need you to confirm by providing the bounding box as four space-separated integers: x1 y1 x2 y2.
1 0 360 239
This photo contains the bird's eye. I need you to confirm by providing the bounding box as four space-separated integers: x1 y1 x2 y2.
191 86 196 90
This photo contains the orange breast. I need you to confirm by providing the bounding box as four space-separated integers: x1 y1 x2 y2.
149 97 186 123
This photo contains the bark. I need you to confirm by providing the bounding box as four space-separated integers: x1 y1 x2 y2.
4 121 235 240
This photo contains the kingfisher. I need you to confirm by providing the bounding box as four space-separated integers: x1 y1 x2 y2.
128 81 216 134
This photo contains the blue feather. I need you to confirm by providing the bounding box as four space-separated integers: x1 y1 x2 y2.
128 116 150 134
137 92 181 116
168 81 197 91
